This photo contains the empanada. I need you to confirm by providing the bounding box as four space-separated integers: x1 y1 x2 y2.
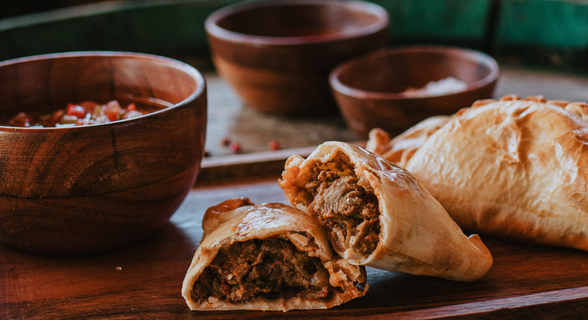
279 141 493 282
182 198 367 311
369 95 588 251
366 115 450 167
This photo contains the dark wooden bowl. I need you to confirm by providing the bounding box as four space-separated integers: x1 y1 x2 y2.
0 52 207 255
205 0 389 115
330 46 499 139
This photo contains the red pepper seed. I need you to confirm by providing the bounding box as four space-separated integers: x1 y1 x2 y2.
220 136 231 146
268 140 281 151
229 141 242 153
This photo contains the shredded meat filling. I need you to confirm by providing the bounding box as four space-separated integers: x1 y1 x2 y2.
192 237 331 304
306 165 381 255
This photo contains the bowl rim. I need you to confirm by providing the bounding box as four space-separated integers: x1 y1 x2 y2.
205 0 389 46
329 45 500 100
0 51 206 131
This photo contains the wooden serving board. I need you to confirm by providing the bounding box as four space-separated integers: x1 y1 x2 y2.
2 154 588 319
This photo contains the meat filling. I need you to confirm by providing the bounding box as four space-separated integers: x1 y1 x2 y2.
192 237 331 304
305 162 381 255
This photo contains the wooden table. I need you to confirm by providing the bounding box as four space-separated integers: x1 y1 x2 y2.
3 175 588 319
4 67 588 319
203 65 588 158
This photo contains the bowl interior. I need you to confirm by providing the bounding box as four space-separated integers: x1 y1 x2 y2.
213 2 384 38
335 47 497 96
0 52 201 120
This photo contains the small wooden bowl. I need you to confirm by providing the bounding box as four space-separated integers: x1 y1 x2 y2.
330 46 499 138
205 0 389 115
0 52 207 255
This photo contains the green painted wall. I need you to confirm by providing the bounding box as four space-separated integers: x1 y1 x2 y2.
496 0 588 48
373 0 492 49
0 0 587 70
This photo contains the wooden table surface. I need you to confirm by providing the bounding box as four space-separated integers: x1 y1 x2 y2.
3 176 588 319
202 65 588 158
3 66 588 319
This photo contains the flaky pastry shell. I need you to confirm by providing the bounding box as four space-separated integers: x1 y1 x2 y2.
368 95 588 251
182 198 367 312
279 141 493 282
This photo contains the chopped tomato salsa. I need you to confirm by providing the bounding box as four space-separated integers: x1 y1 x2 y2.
4 100 158 127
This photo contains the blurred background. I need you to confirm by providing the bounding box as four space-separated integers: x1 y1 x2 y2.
2 0 588 158
2 0 586 70
0 1 100 19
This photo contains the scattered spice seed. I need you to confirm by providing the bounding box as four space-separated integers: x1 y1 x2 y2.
220 136 231 146
204 150 211 157
229 141 242 153
268 140 281 150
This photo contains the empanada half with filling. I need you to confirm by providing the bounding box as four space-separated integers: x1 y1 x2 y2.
279 141 493 282
376 95 588 251
182 198 367 311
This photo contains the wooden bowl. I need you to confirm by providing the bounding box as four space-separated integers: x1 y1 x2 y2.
330 46 499 139
205 0 389 115
0 52 207 255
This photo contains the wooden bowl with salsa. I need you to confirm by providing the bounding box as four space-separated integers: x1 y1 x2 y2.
0 51 207 255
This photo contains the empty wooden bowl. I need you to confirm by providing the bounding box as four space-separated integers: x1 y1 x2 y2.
0 52 207 255
330 46 499 139
205 0 389 115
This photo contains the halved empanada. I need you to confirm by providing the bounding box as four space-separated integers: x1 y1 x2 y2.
182 198 367 311
279 141 493 282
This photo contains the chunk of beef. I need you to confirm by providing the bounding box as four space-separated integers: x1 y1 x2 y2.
307 171 381 255
192 237 331 304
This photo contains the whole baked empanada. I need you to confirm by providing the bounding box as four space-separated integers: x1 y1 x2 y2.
369 95 588 251
182 198 367 312
366 115 450 168
279 141 493 282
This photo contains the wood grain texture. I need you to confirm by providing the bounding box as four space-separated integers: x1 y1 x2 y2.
2 178 588 318
205 0 389 115
196 142 366 186
196 145 317 186
0 52 207 255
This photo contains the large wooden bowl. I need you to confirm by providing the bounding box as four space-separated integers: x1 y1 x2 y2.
205 0 389 115
0 52 207 255
330 46 499 139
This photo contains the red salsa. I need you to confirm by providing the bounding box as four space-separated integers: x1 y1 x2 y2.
5 100 157 127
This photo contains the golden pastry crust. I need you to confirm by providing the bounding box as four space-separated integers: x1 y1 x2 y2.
366 116 450 167
182 199 367 312
373 95 588 251
279 141 493 282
